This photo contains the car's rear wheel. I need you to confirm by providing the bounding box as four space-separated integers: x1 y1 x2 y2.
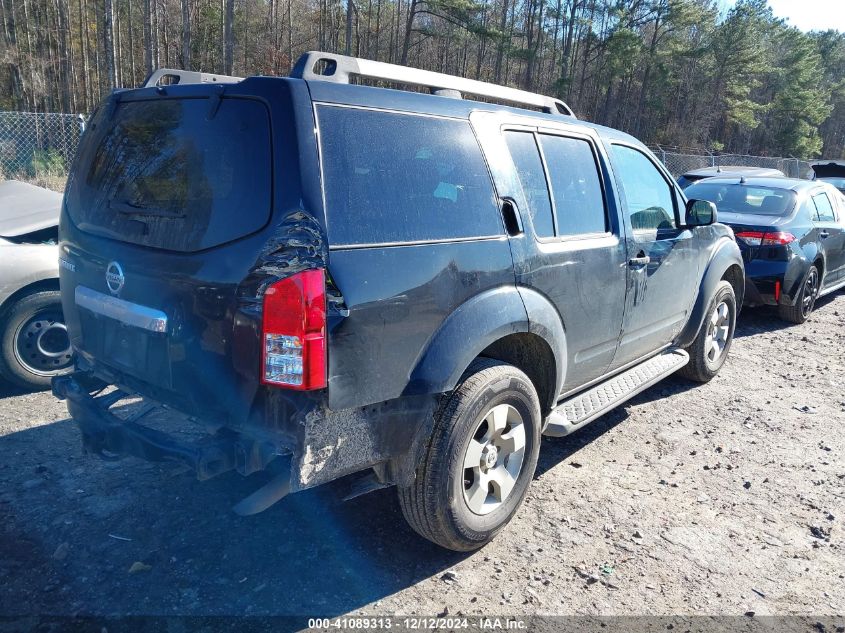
679 280 736 383
778 265 819 324
0 290 74 390
397 358 541 551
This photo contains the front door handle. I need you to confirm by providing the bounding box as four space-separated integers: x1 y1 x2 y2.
628 255 651 267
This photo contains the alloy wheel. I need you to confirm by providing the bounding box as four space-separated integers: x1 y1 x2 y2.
462 403 526 515
801 269 819 318
707 300 730 363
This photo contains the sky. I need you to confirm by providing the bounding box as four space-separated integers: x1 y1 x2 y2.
720 0 845 32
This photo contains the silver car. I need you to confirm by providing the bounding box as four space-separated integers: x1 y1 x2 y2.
0 180 73 389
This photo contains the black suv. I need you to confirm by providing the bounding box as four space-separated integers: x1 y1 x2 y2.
53 52 744 551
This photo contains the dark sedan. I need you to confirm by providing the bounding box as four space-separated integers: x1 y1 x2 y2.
685 177 845 323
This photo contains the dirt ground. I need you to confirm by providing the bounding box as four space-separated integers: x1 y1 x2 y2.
1 294 843 622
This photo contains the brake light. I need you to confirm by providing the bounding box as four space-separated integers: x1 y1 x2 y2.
761 232 796 245
261 269 327 390
735 231 796 246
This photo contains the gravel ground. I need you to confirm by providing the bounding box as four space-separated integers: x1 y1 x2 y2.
1 294 843 620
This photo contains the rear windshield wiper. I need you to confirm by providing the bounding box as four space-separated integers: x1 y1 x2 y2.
109 200 186 219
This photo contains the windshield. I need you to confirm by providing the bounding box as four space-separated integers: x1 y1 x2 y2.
66 97 271 252
685 182 797 216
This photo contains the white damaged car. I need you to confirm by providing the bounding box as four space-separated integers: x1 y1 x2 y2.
0 180 73 389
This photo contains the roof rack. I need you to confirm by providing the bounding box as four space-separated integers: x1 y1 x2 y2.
143 68 243 88
291 51 575 118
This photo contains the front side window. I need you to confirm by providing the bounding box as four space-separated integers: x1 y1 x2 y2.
610 145 676 232
318 106 500 246
812 192 835 221
504 131 554 238
539 135 607 236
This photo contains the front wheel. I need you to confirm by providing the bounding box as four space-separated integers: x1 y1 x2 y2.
778 265 819 324
398 358 542 551
0 290 74 390
678 280 736 383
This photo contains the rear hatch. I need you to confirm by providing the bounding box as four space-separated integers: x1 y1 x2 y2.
60 81 308 421
811 161 845 193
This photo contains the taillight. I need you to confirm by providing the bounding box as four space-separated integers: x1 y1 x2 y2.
761 232 796 245
261 269 327 390
735 231 796 246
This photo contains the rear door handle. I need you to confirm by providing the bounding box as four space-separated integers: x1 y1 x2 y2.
819 230 830 239
628 255 651 267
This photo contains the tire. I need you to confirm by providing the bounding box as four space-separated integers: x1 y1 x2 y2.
0 290 74 390
778 265 819 325
678 280 736 383
398 358 542 551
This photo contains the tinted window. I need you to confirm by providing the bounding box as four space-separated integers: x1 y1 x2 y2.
813 193 835 221
611 145 676 231
318 107 500 245
504 131 554 237
685 183 796 217
539 135 607 236
67 98 271 252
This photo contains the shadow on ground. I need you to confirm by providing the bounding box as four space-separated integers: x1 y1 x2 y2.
0 402 465 617
0 303 815 617
734 293 841 339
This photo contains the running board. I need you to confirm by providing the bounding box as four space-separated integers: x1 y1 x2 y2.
543 348 689 437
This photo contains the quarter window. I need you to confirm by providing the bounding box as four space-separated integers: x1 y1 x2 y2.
318 106 501 246
539 135 607 236
504 131 554 238
812 192 835 221
611 145 677 232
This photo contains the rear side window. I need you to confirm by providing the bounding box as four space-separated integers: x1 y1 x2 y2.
318 107 500 246
504 131 554 238
539 135 607 236
813 192 835 221
67 97 271 252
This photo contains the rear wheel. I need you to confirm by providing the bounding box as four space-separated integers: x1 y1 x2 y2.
398 358 541 551
0 290 74 390
778 265 819 324
679 280 736 383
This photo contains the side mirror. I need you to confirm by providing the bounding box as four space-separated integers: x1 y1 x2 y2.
685 199 717 226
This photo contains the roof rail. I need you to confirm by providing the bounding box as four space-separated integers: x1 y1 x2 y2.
143 68 243 88
291 51 575 118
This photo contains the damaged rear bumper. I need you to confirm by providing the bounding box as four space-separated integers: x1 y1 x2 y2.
52 373 291 514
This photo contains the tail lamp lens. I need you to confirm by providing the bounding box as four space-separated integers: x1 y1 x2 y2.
261 269 327 390
761 232 796 245
735 231 796 246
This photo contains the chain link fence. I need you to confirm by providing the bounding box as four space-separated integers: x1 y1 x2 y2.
649 146 813 180
0 111 85 192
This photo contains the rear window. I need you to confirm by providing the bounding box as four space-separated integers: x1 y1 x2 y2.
317 106 500 246
685 183 796 216
819 177 845 190
66 97 271 252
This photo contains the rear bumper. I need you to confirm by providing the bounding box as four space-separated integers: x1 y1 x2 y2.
51 373 280 482
743 259 800 307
